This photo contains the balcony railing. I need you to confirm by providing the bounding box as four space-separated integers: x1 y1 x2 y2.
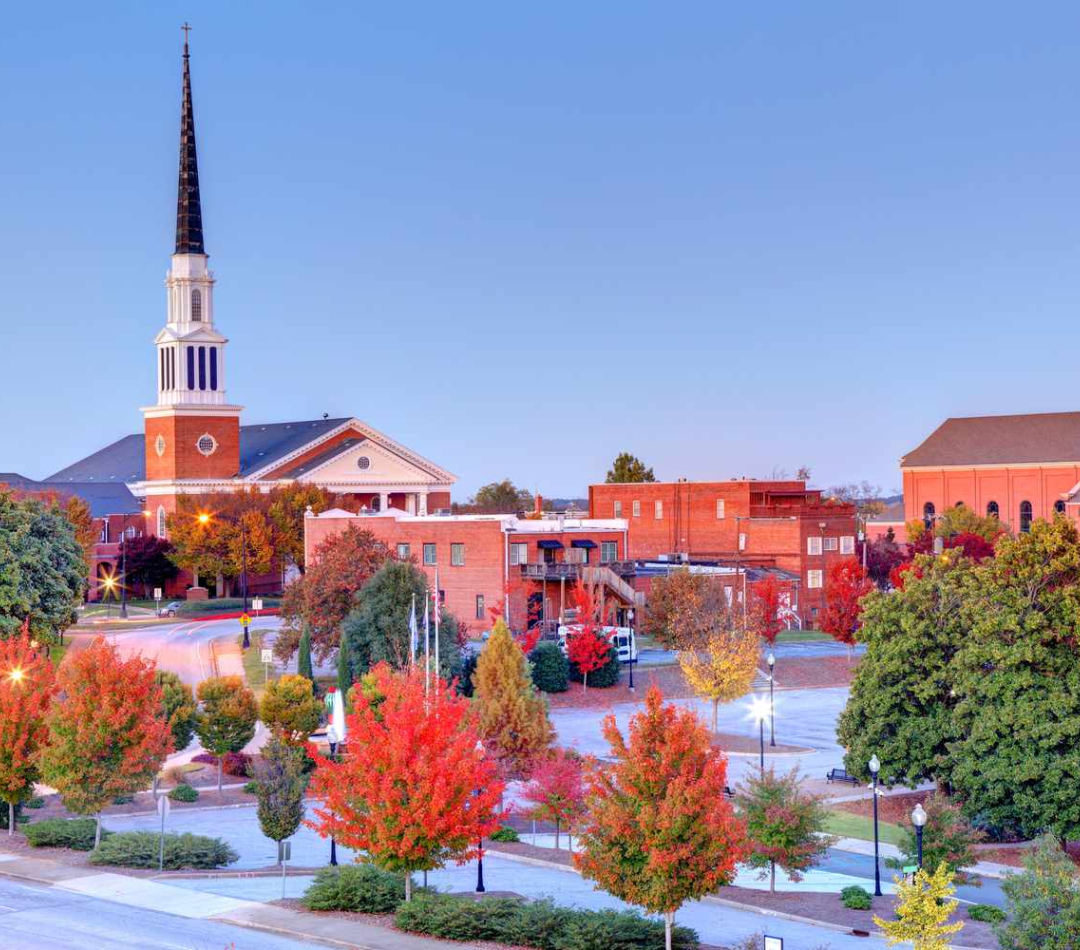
519 560 636 580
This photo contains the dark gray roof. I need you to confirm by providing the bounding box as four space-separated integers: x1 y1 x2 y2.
45 418 354 483
902 412 1080 467
0 473 139 518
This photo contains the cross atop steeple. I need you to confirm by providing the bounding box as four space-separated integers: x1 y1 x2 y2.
175 24 204 255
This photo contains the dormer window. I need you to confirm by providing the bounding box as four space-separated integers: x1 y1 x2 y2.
191 288 202 321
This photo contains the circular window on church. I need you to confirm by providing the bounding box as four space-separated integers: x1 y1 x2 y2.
196 434 218 457
357 456 371 470
155 434 166 458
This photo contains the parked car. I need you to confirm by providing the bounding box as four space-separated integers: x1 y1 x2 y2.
556 623 637 663
163 601 182 617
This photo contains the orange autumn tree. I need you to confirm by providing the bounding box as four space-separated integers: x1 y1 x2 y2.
575 686 746 950
0 626 57 835
818 557 874 648
40 638 173 847
519 748 585 851
307 663 503 900
748 574 785 645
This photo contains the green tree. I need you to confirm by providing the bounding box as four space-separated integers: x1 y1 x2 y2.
605 452 656 484
154 670 196 751
253 737 307 861
735 767 834 892
996 835 1080 950
932 505 1006 544
891 793 983 883
194 676 258 795
462 480 533 514
0 488 86 641
950 518 1080 841
122 535 180 597
473 619 554 778
260 674 322 745
341 561 461 680
297 623 314 682
836 554 974 787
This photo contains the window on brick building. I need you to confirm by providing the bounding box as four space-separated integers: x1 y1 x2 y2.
451 543 465 566
1055 500 1066 516
716 499 725 519
157 506 167 538
1019 501 1033 533
807 569 823 589
632 500 640 517
840 535 855 555
823 537 838 552
600 541 617 563
423 543 436 565
396 543 410 560
987 501 999 518
475 594 485 620
614 500 623 517
807 535 822 556
654 500 663 519
923 502 935 528
509 542 528 565
955 501 964 508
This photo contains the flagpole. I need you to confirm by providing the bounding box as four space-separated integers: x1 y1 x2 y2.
409 593 417 668
424 591 431 696
433 567 441 686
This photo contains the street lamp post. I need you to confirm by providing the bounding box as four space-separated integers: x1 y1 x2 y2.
627 608 635 692
869 754 883 897
327 726 339 866
912 802 927 871
119 516 129 620
475 739 486 893
767 652 776 747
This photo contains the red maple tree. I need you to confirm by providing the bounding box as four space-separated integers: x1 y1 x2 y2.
0 626 57 835
575 685 746 950
519 748 585 850
565 585 612 692
748 574 784 644
817 557 875 647
39 637 173 847
306 663 503 900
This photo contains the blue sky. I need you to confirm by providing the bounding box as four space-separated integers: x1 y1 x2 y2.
4 3 1080 498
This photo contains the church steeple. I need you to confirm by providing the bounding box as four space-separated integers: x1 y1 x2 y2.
175 26 205 255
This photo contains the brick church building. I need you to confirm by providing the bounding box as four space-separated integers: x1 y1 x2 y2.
3 39 454 597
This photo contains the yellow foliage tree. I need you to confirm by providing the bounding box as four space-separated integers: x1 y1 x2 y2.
874 864 963 950
678 620 760 733
473 619 554 778
260 674 323 745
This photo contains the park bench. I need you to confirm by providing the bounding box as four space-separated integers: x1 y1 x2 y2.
826 767 860 785
723 785 735 799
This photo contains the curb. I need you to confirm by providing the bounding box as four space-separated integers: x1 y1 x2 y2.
215 914 393 950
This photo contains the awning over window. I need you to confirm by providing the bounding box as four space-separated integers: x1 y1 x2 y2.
571 539 597 549
537 539 564 550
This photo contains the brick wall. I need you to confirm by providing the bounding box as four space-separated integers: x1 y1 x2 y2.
145 413 241 481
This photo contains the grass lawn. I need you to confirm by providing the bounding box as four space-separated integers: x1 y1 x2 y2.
824 809 904 847
49 642 69 666
775 630 832 643
240 632 271 695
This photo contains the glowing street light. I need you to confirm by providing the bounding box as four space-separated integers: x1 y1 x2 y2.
197 512 211 525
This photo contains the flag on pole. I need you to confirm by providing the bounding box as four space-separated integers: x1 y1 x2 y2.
433 568 441 679
409 594 418 664
423 591 431 691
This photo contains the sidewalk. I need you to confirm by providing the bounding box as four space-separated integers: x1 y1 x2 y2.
829 836 1015 880
0 850 481 950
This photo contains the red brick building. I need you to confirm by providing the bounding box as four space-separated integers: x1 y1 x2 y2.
588 479 857 627
305 509 637 636
902 411 1080 534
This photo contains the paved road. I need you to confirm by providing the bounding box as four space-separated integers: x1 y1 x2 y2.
0 875 323 950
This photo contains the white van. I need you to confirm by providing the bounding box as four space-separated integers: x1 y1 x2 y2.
556 624 637 663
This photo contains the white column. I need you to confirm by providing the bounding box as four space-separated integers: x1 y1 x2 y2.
419 492 429 516
379 491 389 512
407 494 417 515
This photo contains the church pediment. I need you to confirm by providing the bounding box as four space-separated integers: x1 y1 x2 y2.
155 326 228 345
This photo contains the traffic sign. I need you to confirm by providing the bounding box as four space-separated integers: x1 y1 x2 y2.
153 588 162 601
261 648 273 664
156 794 170 819
252 598 263 612
239 613 252 626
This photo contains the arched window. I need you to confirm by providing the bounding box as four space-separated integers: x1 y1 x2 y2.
1055 500 1066 516
987 500 999 519
923 501 935 528
191 289 202 322
1020 500 1033 533
954 501 964 508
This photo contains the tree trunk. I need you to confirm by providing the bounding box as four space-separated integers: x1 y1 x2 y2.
664 911 674 950
404 873 413 902
218 756 224 795
555 818 560 851
7 801 13 836
94 815 102 850
770 860 776 893
583 671 588 693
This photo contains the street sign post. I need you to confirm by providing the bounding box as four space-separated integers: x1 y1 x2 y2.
154 588 162 616
239 613 252 627
261 647 273 683
764 937 783 950
279 839 292 898
156 793 171 871
252 597 263 616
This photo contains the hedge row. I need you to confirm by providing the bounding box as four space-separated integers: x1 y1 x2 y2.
24 818 105 850
89 831 237 870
